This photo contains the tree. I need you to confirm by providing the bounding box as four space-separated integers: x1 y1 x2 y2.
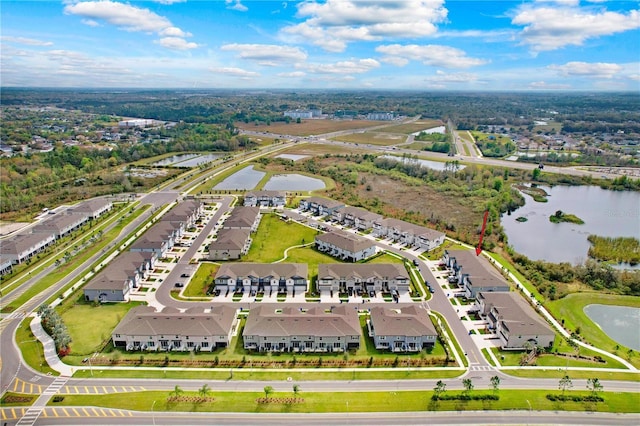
264 385 274 399
198 384 211 399
532 167 541 180
554 210 564 218
462 378 473 395
490 375 501 393
586 378 603 396
293 384 300 396
559 375 573 395
170 385 183 398
433 380 446 398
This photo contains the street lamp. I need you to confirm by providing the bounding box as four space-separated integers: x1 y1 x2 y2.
526 399 532 426
152 400 157 426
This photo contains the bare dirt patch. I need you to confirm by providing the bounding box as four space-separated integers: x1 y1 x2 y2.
332 132 407 146
236 120 384 136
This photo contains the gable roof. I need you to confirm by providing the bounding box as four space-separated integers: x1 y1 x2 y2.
315 230 376 253
318 263 408 281
215 263 308 280
209 228 250 251
370 306 437 337
479 292 554 336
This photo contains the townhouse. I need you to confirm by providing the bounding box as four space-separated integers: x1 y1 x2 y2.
161 199 203 228
368 306 438 352
331 206 383 231
222 206 261 231
244 191 286 208
477 292 555 350
130 221 181 257
214 263 307 294
32 214 87 240
68 198 113 220
243 306 360 353
0 255 14 275
83 251 157 302
299 197 344 217
317 263 410 294
315 230 377 262
373 218 445 251
207 228 251 261
112 305 239 352
0 232 56 265
442 249 510 298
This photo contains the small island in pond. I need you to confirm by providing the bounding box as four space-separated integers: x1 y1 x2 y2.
549 210 585 224
515 216 528 222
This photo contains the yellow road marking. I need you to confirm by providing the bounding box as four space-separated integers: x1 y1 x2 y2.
81 408 90 416
93 386 99 394
72 408 80 416
102 386 109 393
11 408 17 419
127 411 133 416
91 407 99 416
41 409 48 418
84 386 90 393
20 379 25 393
116 410 125 417
98 408 107 416
61 407 70 417
53 408 59 417
1 409 7 420
111 386 118 393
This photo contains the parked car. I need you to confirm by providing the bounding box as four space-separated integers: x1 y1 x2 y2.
174 282 184 288
413 259 420 266
180 273 190 278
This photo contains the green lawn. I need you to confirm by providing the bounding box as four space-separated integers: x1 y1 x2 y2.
47 389 640 413
183 262 219 297
547 293 640 368
245 214 320 263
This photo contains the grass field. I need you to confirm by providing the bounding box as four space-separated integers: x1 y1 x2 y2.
331 132 407 146
183 262 219 297
376 120 443 135
244 214 321 263
547 293 640 368
45 389 640 413
235 120 385 136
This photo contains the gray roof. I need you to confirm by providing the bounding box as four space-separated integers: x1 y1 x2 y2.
448 250 508 287
479 292 554 336
339 206 383 222
33 214 85 233
246 190 285 198
162 200 201 221
130 221 179 249
0 232 54 256
216 263 307 280
68 198 111 214
304 196 344 209
209 228 250 251
315 230 376 253
380 218 445 240
318 263 408 281
223 206 260 228
243 305 360 338
113 305 237 337
370 306 437 337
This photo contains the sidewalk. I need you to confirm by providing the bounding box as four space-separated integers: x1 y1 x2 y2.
30 315 74 376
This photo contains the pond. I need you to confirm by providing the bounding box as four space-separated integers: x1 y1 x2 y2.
214 166 265 190
174 154 223 167
502 185 640 264
264 174 325 191
584 304 640 351
275 154 308 161
411 126 446 135
152 154 199 166
381 155 466 172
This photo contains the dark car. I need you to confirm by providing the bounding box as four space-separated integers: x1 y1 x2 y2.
180 273 190 278
413 259 420 266
174 282 184 288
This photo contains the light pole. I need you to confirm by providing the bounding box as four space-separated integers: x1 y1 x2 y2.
152 400 157 426
526 399 532 426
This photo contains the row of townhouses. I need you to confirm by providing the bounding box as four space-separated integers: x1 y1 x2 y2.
82 199 204 302
243 191 285 208
0 199 113 274
208 206 261 260
300 196 445 251
315 230 377 262
477 292 555 350
317 263 410 294
213 263 308 294
442 249 511 298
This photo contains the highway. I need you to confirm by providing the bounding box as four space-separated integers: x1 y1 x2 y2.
1 118 638 425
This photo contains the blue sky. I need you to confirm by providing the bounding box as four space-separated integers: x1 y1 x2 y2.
1 0 639 90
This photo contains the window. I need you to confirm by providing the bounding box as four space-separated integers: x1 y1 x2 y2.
201 342 209 348
148 341 155 347
115 334 121 338
333 342 341 348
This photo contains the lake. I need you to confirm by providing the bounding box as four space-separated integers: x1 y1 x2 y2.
174 154 222 167
275 154 308 161
214 166 265 190
584 304 640 351
264 174 325 191
381 155 466 171
502 185 640 264
152 154 198 166
411 126 446 135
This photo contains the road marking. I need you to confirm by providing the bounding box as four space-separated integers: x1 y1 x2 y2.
93 386 99 394
61 408 69 417
82 408 90 416
91 407 99 416
72 408 80 416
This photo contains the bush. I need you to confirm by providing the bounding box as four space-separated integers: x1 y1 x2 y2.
432 394 499 401
546 394 604 402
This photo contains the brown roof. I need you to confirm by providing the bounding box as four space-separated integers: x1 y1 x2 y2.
243 305 360 338
113 305 237 337
370 306 437 337
304 196 344 209
215 263 307 280
448 250 508 286
479 292 554 336
209 228 250 251
223 206 260 228
381 217 445 240
315 230 376 253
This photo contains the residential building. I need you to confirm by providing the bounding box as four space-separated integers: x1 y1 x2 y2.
366 112 395 121
372 218 445 251
317 263 410 294
299 197 344 217
112 306 239 352
242 306 360 352
68 198 113 220
244 191 286 207
477 292 555 350
284 109 322 119
32 214 87 240
0 232 56 264
368 306 437 352
161 199 203 228
315 230 376 262
214 263 307 294
83 251 156 302
130 221 181 257
442 249 510 298
331 206 383 231
223 206 261 231
207 228 251 260
0 255 13 275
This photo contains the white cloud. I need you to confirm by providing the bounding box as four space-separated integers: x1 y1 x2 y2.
210 67 259 78
153 0 186 4
81 19 100 27
64 1 198 50
281 0 447 52
301 58 380 74
1 36 53 46
425 70 479 83
157 37 199 50
226 0 248 12
548 62 622 79
527 81 572 90
277 71 306 78
220 44 307 64
376 44 488 69
512 3 640 51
